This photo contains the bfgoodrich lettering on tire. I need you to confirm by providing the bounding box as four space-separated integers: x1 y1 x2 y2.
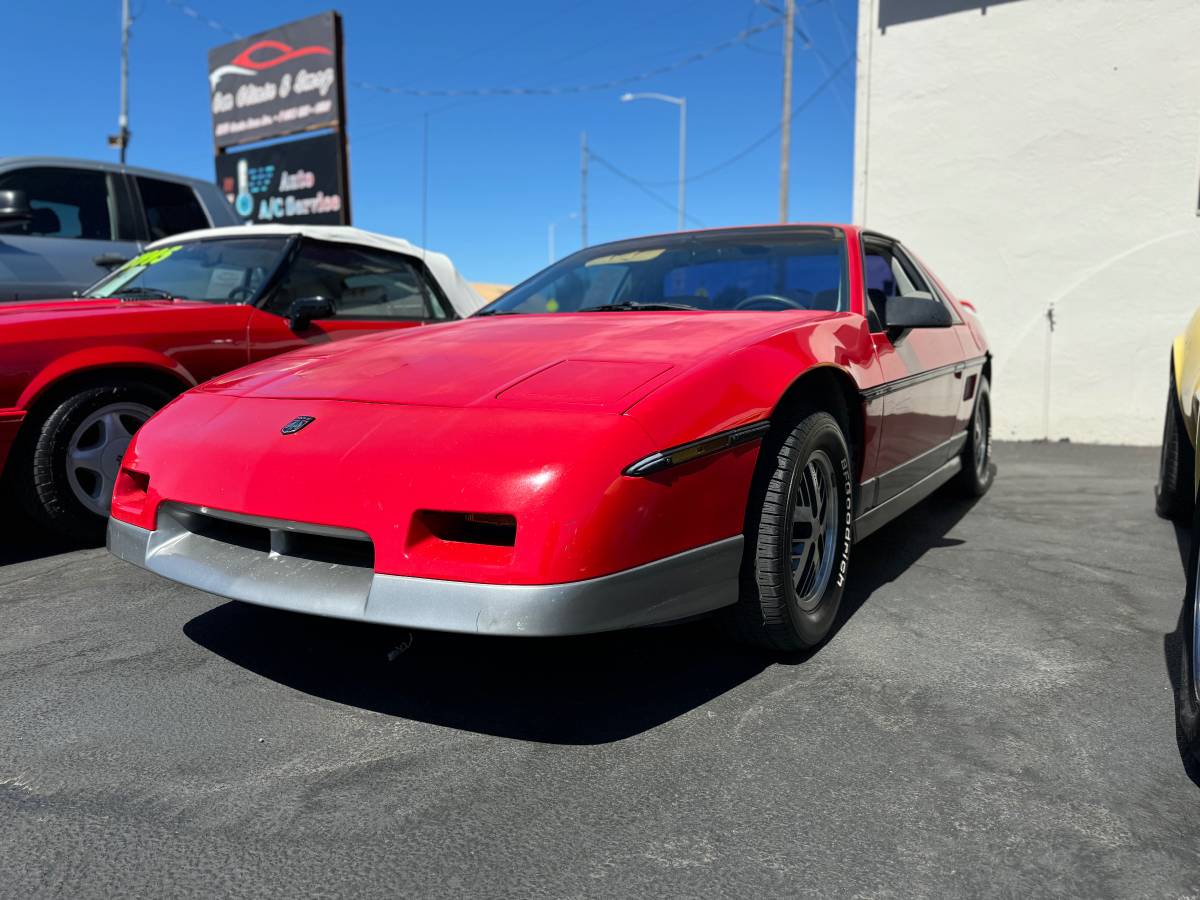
736 410 853 652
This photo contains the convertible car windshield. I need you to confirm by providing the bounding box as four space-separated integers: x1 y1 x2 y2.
86 236 290 303
482 227 848 315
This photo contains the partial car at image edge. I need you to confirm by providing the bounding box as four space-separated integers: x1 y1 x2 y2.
1156 310 1200 756
0 224 485 540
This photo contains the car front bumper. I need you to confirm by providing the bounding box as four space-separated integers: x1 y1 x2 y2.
107 509 742 636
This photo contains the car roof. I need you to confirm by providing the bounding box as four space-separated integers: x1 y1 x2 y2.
0 156 219 190
148 224 487 317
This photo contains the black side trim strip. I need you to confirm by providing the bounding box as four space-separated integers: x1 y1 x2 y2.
624 421 771 476
860 354 988 401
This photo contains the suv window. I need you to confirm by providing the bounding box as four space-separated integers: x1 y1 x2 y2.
0 167 119 239
265 241 451 320
136 176 209 241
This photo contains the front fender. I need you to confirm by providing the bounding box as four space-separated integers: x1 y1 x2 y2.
17 345 196 410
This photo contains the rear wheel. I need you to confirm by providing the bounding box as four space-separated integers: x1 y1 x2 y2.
1156 366 1194 521
954 376 994 497
15 381 170 541
736 411 853 652
1177 509 1200 757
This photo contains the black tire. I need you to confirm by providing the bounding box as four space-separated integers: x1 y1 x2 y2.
1177 509 1200 757
954 376 995 497
735 410 854 652
1156 365 1194 521
14 380 171 542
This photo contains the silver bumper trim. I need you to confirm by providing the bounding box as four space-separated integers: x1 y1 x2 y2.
107 516 743 636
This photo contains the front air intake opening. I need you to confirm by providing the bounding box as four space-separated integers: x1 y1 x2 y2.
168 506 374 569
416 511 517 547
177 508 271 553
273 529 375 568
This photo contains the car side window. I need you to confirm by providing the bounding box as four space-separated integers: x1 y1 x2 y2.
897 244 962 324
0 166 119 240
135 177 210 241
862 243 895 331
264 241 452 321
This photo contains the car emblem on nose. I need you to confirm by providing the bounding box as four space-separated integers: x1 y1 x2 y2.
281 415 316 435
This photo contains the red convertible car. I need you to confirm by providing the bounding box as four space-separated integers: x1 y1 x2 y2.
108 225 992 650
0 224 485 539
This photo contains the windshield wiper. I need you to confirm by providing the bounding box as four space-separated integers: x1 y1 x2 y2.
582 301 698 312
107 287 183 301
473 308 523 316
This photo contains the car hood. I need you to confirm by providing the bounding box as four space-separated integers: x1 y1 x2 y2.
200 310 836 411
0 297 208 323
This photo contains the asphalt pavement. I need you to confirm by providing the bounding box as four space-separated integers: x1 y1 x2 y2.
1 442 1197 897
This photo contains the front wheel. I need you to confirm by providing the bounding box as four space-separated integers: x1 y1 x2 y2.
15 381 170 541
736 410 854 652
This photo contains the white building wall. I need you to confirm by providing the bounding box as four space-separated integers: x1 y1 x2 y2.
854 0 1200 444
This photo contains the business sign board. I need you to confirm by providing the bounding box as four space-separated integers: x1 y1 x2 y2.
216 133 348 225
208 11 344 150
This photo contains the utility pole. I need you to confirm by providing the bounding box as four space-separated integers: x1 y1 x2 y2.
580 131 589 248
111 0 132 162
778 0 795 222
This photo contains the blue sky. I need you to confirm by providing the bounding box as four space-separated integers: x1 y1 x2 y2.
9 0 856 284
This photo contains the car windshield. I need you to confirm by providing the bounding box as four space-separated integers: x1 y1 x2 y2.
85 236 290 303
480 228 848 315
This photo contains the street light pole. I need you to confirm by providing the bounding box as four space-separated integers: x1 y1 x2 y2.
620 92 687 231
547 212 578 264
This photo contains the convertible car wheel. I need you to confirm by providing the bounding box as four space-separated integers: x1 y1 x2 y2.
737 410 853 652
1156 367 1194 521
955 376 995 497
16 380 170 541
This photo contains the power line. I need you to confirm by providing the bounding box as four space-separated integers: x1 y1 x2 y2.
586 149 706 228
164 0 241 39
628 53 852 187
351 17 782 98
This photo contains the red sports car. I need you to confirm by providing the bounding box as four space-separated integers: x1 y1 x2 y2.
0 225 485 539
108 225 992 650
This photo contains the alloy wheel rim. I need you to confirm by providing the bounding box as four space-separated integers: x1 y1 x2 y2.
790 449 838 611
65 402 154 516
974 398 990 481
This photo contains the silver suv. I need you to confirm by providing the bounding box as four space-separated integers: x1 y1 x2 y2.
0 157 239 302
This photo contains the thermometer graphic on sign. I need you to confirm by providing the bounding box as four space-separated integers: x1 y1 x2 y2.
235 158 253 218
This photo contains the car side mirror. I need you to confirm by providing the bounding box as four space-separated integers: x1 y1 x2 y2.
0 189 33 232
883 294 953 330
287 295 335 330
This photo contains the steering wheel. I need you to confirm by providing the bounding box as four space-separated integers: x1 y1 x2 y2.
227 286 255 303
734 293 807 311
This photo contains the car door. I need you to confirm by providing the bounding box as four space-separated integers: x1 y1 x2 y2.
0 165 143 301
862 237 966 505
245 238 456 361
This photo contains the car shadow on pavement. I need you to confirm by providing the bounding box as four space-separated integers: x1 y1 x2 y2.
0 489 92 566
1162 520 1200 787
184 490 980 745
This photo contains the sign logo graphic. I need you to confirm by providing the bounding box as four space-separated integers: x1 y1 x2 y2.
209 39 333 89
